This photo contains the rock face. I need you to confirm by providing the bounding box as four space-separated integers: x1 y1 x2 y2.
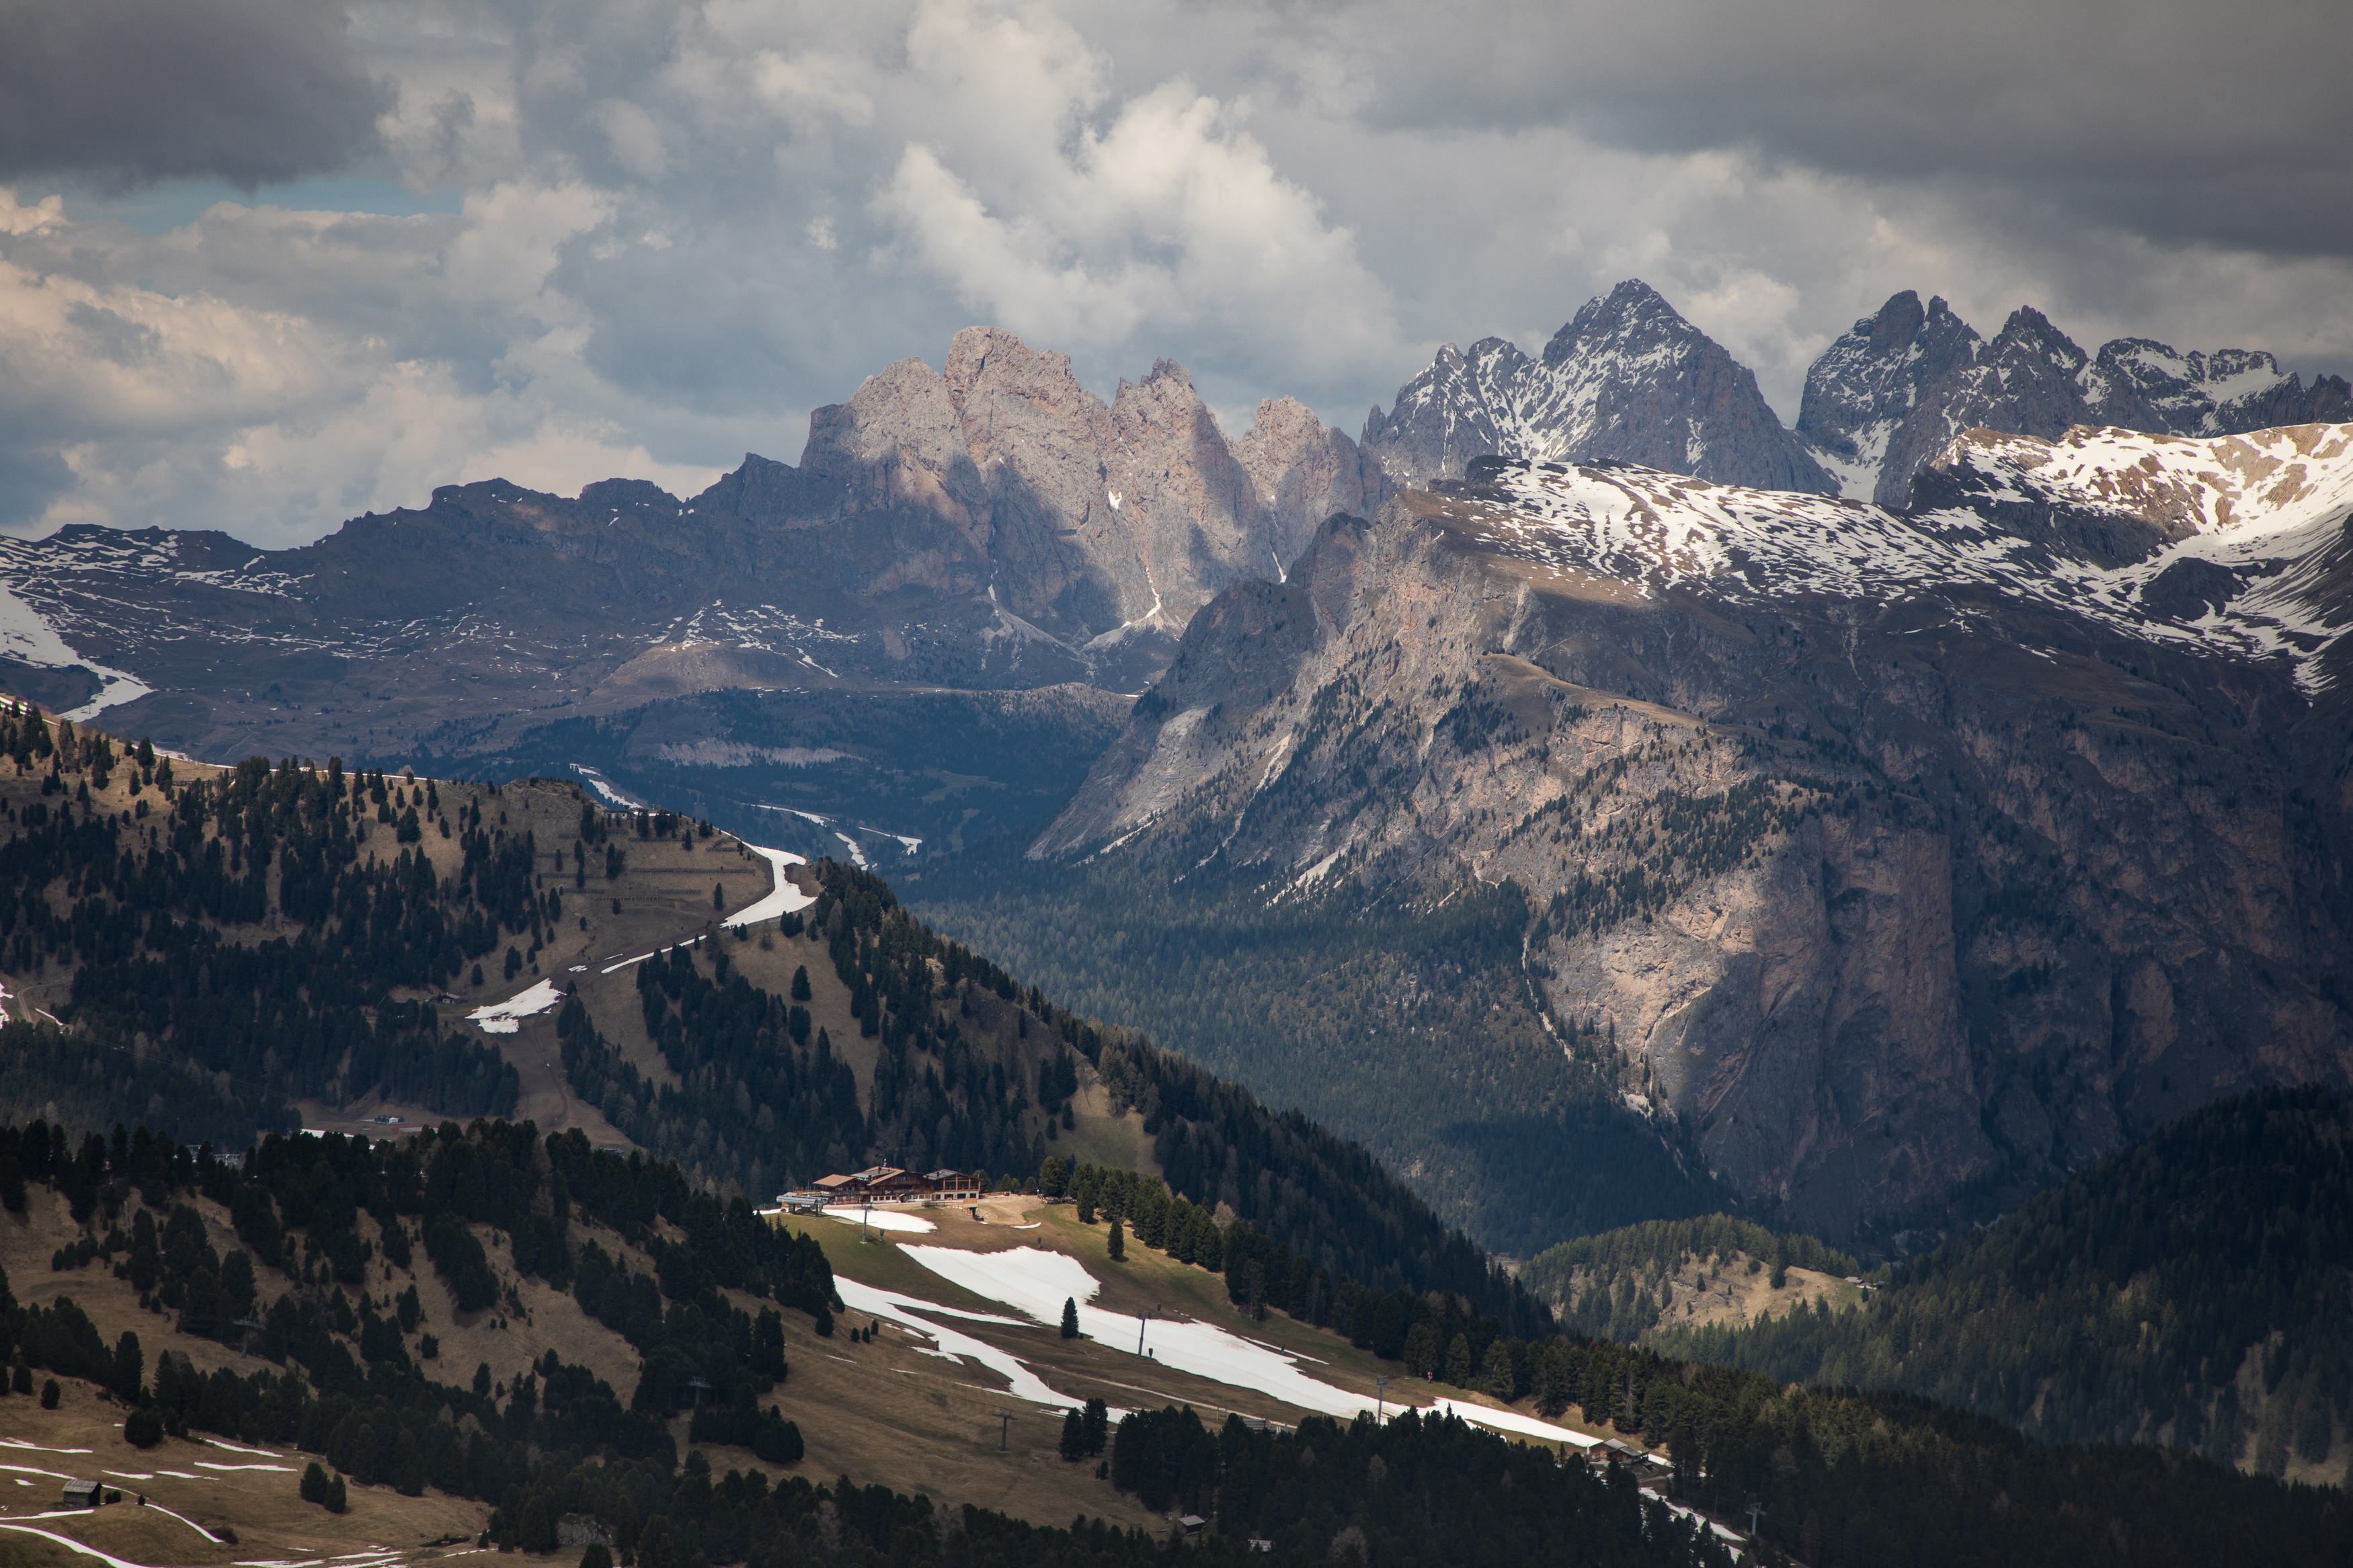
1794 291 1983 501
1367 280 2353 517
1035 424 2353 1243
1833 302 2353 508
1234 395 1396 571
1362 280 1836 495
0 327 1366 769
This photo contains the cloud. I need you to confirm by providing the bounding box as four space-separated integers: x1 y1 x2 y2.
0 0 392 188
0 0 2346 548
1268 0 2353 257
868 4 1396 382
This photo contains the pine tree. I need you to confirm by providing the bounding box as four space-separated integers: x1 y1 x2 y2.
325 1473 348 1514
1108 1216 1125 1262
113 1330 141 1403
1060 1407 1086 1460
300 1461 329 1504
1062 1297 1080 1339
1480 1339 1517 1401
1444 1334 1474 1388
1082 1397 1109 1455
791 966 811 1001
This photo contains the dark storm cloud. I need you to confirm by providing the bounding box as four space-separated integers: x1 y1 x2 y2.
5 0 2349 546
1337 0 2353 255
0 0 391 188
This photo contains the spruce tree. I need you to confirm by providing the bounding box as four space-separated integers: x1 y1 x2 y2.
1108 1216 1125 1262
1062 1297 1080 1339
300 1461 329 1504
1059 1408 1085 1460
113 1331 141 1403
1480 1339 1517 1401
1444 1334 1474 1388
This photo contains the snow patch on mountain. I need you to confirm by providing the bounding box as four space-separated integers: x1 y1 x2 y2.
1447 420 2353 688
1363 282 1831 495
0 577 155 720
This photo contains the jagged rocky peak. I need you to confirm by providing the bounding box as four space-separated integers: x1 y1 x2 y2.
1233 395 1390 570
1355 337 1529 489
0 322 1382 764
2080 339 2351 438
1361 279 1835 497
776 328 1367 644
1796 290 1981 500
1807 291 2353 508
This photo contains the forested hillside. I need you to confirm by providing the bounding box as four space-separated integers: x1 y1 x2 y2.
1519 1216 1863 1344
3 1116 829 1489
1106 1360 2353 1568
0 697 1544 1330
0 700 590 1144
1654 1086 2353 1484
906 850 1724 1257
3 1115 2345 1568
558 857 1554 1335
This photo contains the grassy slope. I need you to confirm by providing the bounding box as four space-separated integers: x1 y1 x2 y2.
0 1171 1645 1565
809 1193 1617 1448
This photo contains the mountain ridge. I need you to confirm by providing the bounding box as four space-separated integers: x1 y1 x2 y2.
1009 421 2353 1245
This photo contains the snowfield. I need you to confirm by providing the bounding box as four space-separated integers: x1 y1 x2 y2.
820 1206 936 1235
0 578 154 721
724 845 814 926
1451 422 2353 690
899 1243 1596 1446
832 1276 1092 1412
467 978 563 1034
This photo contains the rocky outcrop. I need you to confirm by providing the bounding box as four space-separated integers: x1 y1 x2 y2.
1362 281 1835 495
1234 395 1394 570
1035 427 2353 1243
0 326 1365 764
1876 308 2095 507
1795 291 1982 501
1819 302 2353 508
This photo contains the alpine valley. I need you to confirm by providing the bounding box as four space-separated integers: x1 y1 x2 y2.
2 272 2353 1567
4 283 2352 1258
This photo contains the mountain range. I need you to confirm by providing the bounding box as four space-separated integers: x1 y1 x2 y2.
2 284 2350 1249
1362 280 2353 507
1001 417 2353 1243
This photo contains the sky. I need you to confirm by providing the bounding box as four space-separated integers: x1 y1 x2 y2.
1 0 2350 546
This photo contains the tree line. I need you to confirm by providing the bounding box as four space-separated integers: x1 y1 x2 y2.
1652 1085 2353 1482
1517 1214 1862 1344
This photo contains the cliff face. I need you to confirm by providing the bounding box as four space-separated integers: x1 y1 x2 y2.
0 327 1367 768
1034 426 2353 1243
